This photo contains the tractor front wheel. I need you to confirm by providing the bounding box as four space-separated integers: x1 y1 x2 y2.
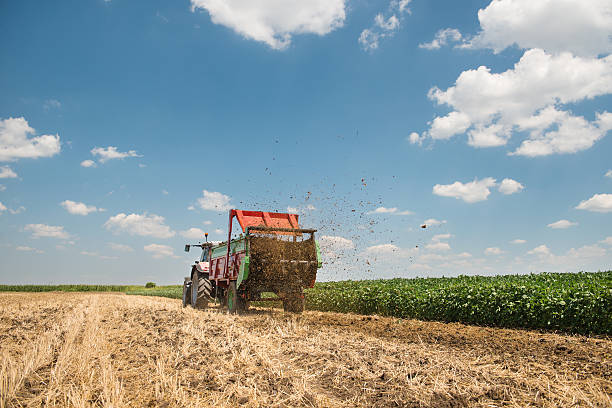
182 278 191 308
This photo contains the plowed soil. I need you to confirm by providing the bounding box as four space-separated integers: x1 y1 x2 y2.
1 292 610 407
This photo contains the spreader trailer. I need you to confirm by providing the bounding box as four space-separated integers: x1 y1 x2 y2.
183 209 322 313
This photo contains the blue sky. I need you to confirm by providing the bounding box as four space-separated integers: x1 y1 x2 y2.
1 0 611 284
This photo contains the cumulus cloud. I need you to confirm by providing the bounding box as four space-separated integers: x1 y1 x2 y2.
91 146 141 163
319 235 355 258
108 242 134 252
433 177 496 203
0 202 6 212
191 0 347 50
606 170 612 178
16 245 44 254
528 244 551 256
197 190 232 212
181 227 207 240
104 213 175 238
422 218 446 227
418 50 612 155
0 117 61 162
576 193 612 213
80 160 96 168
0 166 17 178
498 178 524 195
547 219 578 229
510 239 526 244
24 224 70 239
465 0 612 57
359 0 412 51
600 237 612 246
432 233 451 241
43 99 61 111
425 241 451 251
60 200 102 215
484 247 504 255
419 28 462 50
369 206 413 215
144 243 178 259
365 243 401 254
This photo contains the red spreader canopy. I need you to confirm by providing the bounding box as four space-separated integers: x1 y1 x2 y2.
230 209 300 233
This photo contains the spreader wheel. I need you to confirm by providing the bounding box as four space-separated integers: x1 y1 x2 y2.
226 282 249 314
182 278 192 308
191 271 212 309
283 295 305 314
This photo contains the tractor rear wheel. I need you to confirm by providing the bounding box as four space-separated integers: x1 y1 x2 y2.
283 295 304 313
182 278 191 308
226 282 249 314
191 271 212 309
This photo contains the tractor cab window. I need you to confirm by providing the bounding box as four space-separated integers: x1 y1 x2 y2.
200 249 209 262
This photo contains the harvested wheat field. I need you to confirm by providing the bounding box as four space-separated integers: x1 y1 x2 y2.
1 292 610 408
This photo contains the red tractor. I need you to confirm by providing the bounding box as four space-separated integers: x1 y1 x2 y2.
183 209 322 313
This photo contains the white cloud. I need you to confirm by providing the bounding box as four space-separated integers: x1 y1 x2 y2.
365 243 401 254
60 200 102 215
80 251 117 260
528 244 551 256
369 206 413 215
162 189 169 195
425 241 451 251
510 239 526 244
144 243 178 259
359 1 412 51
465 0 612 57
605 170 612 178
91 146 141 163
24 224 70 239
0 165 17 178
197 190 232 212
9 206 25 215
16 245 43 254
181 227 207 240
484 247 504 255
433 177 496 203
104 213 175 238
600 237 612 246
214 228 223 235
108 242 134 252
432 233 451 241
202 220 212 225
0 117 61 162
498 178 524 195
419 28 462 50
287 204 316 214
43 99 61 111
422 218 446 227
187 205 196 211
191 0 347 50
576 193 612 213
420 50 612 156
319 235 355 257
0 201 6 212
408 132 422 145
0 185 5 191
80 159 96 168
547 219 578 229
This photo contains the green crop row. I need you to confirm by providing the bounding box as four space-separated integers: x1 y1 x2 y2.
304 271 612 335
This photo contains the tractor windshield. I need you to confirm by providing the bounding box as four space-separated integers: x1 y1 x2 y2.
200 249 208 262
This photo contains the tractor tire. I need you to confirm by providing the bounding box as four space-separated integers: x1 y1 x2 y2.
191 271 212 309
182 278 192 308
283 295 305 313
226 282 249 314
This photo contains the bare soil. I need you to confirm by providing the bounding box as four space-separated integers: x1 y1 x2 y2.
0 292 610 407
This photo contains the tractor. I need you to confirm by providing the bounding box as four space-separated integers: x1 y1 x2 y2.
182 209 322 313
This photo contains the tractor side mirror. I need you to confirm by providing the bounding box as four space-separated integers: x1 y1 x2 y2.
184 245 190 252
